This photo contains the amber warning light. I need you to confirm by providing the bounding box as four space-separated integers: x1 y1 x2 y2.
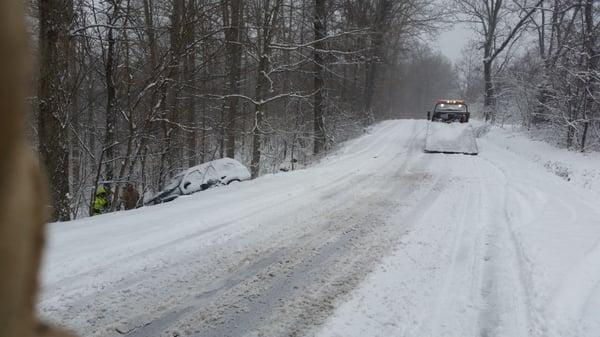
437 99 466 105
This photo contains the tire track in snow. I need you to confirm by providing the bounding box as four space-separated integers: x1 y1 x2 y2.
411 157 488 337
39 121 409 308
314 149 533 337
313 123 600 337
124 121 434 337
39 120 436 337
480 138 600 337
472 157 531 337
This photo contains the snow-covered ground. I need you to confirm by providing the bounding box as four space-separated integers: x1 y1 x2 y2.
38 120 600 337
487 125 600 194
424 122 478 154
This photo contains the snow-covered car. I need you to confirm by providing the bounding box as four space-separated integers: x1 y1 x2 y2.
146 158 251 205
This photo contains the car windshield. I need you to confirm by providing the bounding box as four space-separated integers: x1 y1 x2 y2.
435 103 467 113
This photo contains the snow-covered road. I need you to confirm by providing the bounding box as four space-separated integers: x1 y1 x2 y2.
39 120 600 337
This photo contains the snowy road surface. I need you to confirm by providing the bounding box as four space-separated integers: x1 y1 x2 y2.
39 120 600 337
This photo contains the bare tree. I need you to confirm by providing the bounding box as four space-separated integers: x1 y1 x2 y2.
313 0 327 154
452 0 544 122
29 0 453 218
222 0 244 158
38 0 74 221
469 0 600 150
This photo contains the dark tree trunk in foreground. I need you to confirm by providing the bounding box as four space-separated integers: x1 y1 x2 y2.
483 57 494 122
104 23 117 189
38 0 73 221
363 34 383 118
313 0 326 154
223 0 243 158
581 0 598 151
251 54 269 178
362 0 392 121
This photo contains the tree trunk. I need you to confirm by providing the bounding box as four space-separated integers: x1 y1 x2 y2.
158 0 184 184
581 0 597 152
185 52 197 166
363 33 384 121
223 0 243 159
38 0 73 221
104 23 117 190
250 54 269 178
483 27 495 123
143 0 157 70
250 0 282 178
168 0 184 168
313 0 326 154
483 58 494 122
581 121 589 151
186 0 197 166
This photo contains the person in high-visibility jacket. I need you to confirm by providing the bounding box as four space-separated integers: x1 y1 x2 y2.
93 185 109 215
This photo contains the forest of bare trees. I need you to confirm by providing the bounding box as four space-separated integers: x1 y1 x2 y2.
453 0 599 151
31 0 600 221
31 0 449 220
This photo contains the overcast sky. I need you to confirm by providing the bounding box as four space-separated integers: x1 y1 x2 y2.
433 23 474 63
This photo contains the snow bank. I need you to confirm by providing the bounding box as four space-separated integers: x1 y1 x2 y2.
484 125 600 194
424 122 478 155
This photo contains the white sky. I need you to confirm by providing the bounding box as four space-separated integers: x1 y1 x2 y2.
433 23 474 63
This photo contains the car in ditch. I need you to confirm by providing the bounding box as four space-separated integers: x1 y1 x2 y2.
428 99 470 123
146 158 251 205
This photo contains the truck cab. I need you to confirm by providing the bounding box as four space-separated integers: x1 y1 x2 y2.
428 99 469 123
